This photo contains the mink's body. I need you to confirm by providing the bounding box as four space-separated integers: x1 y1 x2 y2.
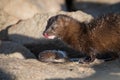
43 14 120 63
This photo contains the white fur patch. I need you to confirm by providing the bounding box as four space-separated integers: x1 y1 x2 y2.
47 35 56 39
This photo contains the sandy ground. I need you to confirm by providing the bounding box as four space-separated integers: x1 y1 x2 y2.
0 58 120 80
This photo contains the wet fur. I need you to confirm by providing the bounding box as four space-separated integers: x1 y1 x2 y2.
43 14 120 63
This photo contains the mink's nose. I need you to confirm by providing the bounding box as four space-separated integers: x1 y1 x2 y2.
43 32 48 38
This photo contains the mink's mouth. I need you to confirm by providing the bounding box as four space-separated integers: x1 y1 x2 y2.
43 33 56 39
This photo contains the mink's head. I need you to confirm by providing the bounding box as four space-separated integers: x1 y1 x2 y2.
43 14 75 39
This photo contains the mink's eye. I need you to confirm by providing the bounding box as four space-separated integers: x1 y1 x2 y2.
51 25 57 30
51 27 54 30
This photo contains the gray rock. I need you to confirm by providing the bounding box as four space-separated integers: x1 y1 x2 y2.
0 41 36 59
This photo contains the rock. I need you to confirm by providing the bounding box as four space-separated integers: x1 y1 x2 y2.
8 11 93 44
0 9 19 30
0 41 36 59
72 0 120 17
0 58 120 80
0 58 93 80
29 0 66 13
0 9 20 41
0 0 66 20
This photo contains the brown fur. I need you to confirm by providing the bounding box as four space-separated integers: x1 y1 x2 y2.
43 14 120 63
38 50 68 63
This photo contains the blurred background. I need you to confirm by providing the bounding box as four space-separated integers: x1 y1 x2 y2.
0 0 120 19
66 0 120 17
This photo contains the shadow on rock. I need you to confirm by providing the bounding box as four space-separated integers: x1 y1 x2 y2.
0 26 36 59
46 78 81 80
23 37 83 59
0 41 36 59
0 68 16 80
0 25 11 41
66 1 120 18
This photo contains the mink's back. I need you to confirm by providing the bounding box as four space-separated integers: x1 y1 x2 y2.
88 13 120 53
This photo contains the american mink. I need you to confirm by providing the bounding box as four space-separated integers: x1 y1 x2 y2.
43 14 120 63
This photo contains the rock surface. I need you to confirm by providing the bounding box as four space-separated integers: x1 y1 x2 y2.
0 0 66 20
0 41 35 59
0 9 19 30
0 58 120 80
